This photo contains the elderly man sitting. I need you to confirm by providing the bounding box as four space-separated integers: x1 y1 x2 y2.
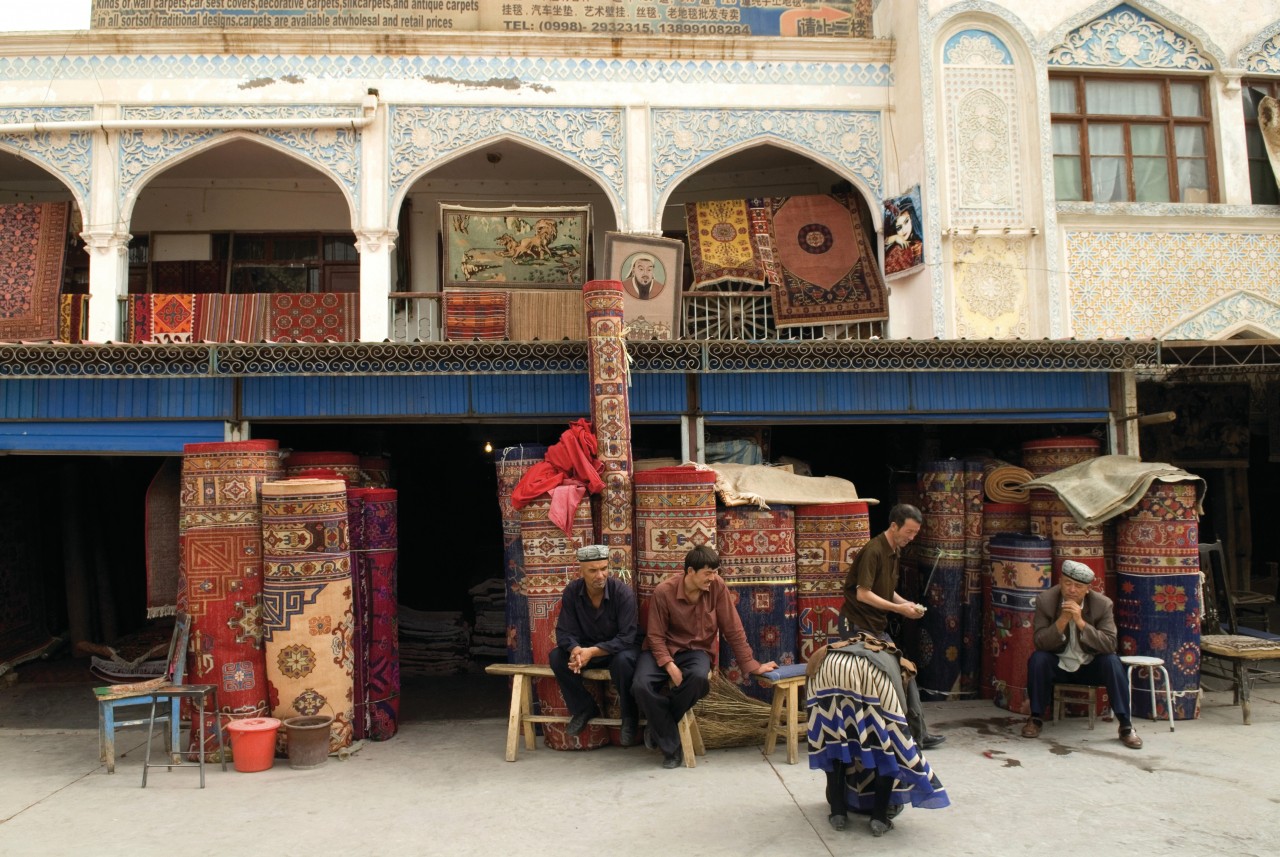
1022 560 1143 749
548 544 641 745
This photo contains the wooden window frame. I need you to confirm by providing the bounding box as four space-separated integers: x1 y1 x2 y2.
1243 78 1280 205
1049 72 1217 204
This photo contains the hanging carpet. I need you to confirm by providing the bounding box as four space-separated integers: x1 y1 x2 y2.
685 198 767 288
443 289 511 341
0 201 69 342
58 294 87 343
266 293 358 342
765 193 888 329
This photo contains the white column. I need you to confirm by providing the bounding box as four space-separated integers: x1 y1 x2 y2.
625 105 658 235
1216 72 1251 206
356 228 397 341
82 229 130 342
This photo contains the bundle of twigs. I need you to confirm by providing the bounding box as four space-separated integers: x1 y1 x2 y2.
691 671 778 749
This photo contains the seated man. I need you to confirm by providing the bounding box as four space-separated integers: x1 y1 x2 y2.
548 544 641 745
633 545 778 769
1022 559 1143 749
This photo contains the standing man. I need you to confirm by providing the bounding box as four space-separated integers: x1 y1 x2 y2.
549 545 641 746
840 503 945 750
633 545 778 769
1022 560 1143 749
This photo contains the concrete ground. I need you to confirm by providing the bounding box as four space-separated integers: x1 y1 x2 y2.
3 668 1279 857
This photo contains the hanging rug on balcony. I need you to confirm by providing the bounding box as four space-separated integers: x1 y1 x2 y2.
685 198 767 288
0 202 70 342
764 193 888 329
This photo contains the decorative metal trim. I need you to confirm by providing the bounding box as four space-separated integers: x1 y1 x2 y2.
1159 340 1280 369
0 339 1159 378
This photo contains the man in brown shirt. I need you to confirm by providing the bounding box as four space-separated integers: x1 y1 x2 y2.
839 503 944 750
633 544 778 769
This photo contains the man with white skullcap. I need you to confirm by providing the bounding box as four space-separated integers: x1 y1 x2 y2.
1022 560 1143 749
550 544 641 745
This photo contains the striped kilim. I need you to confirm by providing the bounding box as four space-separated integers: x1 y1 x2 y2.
716 504 797 701
633 467 718 625
807 648 950 813
988 534 1051 714
584 280 634 580
916 461 967 701
1115 481 1202 721
261 478 356 752
496 445 547 663
178 440 281 756
979 503 1030 699
794 502 870 663
519 496 608 749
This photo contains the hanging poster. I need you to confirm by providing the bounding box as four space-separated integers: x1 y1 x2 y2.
882 185 925 279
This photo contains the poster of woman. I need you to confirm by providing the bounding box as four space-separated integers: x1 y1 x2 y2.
882 186 925 278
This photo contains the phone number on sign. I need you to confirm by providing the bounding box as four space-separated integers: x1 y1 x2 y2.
658 22 750 33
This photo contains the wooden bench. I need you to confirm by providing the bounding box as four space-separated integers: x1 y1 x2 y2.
485 663 705 767
757 671 807 764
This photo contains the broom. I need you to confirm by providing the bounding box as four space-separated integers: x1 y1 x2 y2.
691 670 777 749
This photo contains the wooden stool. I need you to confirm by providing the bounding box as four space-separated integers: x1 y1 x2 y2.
757 672 807 764
1052 684 1100 729
484 663 706 767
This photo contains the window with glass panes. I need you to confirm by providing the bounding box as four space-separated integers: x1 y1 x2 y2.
1050 74 1214 203
1243 79 1280 205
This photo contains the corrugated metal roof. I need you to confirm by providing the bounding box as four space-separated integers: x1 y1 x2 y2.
0 379 233 420
0 420 225 452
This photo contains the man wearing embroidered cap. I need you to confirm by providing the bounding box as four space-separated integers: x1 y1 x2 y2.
549 545 641 745
1022 560 1143 749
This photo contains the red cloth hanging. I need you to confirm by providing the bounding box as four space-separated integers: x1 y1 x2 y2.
511 419 605 510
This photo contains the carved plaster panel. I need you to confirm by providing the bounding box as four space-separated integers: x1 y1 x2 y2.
1066 230 1280 339
116 105 361 216
952 235 1029 339
944 50 1022 227
944 29 1012 66
1161 291 1280 340
0 53 892 87
650 109 882 223
1047 3 1214 70
0 107 94 212
387 106 624 221
1240 23 1280 74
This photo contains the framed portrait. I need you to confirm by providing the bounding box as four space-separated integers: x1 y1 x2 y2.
602 232 684 341
881 185 925 279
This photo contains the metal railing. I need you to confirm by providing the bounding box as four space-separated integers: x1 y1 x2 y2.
388 292 442 342
385 290 882 343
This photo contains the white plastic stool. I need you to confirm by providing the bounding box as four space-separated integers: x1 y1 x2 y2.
1121 655 1175 733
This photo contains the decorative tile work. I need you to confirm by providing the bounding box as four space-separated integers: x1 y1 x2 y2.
116 105 361 216
0 54 893 87
387 106 624 221
952 235 1030 339
1161 291 1280 340
650 109 882 223
1047 3 1214 70
1065 231 1280 339
1239 21 1280 73
944 29 1012 65
0 107 94 214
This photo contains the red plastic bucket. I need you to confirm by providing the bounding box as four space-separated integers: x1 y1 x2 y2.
225 717 281 773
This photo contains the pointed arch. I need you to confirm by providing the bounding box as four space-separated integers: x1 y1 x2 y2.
0 139 89 221
387 133 621 230
386 106 625 228
1239 20 1280 74
1044 1 1225 70
1161 291 1280 340
118 128 359 230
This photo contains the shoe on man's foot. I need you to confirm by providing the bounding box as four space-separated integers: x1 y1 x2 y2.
566 707 596 736
920 733 946 750
661 746 684 769
1021 717 1043 739
618 718 638 748
643 725 657 751
886 804 904 820
828 814 847 831
869 818 894 837
1119 726 1143 749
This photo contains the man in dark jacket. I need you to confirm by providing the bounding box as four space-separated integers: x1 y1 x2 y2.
1022 559 1142 749
549 544 641 745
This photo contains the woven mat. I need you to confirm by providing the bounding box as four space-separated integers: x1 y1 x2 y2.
509 289 585 341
